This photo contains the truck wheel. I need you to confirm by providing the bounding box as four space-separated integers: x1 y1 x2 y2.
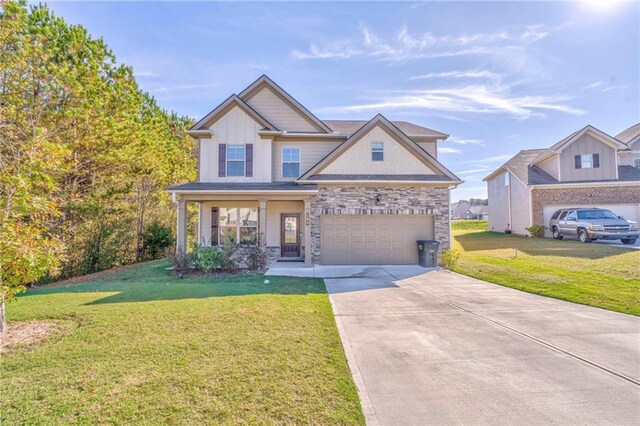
552 227 563 240
621 238 637 245
578 229 592 243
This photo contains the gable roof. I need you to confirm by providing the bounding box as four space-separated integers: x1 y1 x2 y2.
323 120 448 139
298 114 461 183
483 149 545 183
188 94 277 134
531 125 628 165
238 75 333 133
615 122 640 146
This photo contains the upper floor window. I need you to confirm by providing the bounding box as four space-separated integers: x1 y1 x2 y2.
372 142 384 161
503 172 509 186
575 153 599 169
226 145 245 176
634 158 640 169
282 147 300 177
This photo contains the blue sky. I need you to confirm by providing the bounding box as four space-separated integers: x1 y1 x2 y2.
46 1 639 201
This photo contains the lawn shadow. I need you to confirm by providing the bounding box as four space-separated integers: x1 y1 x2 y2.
23 261 326 305
455 231 630 260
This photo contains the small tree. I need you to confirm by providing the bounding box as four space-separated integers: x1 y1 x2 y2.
0 222 61 335
143 222 173 259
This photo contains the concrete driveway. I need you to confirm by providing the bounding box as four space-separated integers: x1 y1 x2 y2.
322 266 640 425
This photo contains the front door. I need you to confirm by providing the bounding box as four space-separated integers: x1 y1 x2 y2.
281 214 301 257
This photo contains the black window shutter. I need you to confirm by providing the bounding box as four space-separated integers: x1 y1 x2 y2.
593 153 600 168
245 144 253 177
218 144 226 177
574 155 582 169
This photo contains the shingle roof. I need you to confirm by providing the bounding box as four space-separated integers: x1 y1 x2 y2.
168 182 317 191
306 174 453 182
323 120 448 138
615 123 640 145
502 149 546 183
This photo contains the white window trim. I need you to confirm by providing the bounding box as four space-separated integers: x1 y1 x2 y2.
372 142 384 161
633 157 640 169
226 144 246 177
504 171 509 186
218 207 258 245
580 153 594 169
281 146 301 178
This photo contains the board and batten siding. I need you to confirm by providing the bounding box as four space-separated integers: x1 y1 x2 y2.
244 86 321 133
559 133 617 181
537 155 559 180
199 106 271 182
509 176 531 234
272 140 341 181
320 125 437 175
487 171 510 233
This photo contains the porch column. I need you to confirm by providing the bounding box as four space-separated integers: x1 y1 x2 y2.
304 199 312 267
176 197 187 253
259 199 267 245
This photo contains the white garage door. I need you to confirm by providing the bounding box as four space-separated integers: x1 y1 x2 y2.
320 215 434 265
542 204 640 237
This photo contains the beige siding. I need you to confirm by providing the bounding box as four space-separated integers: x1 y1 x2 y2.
559 133 617 181
199 106 271 182
244 86 320 132
509 176 531 235
417 141 437 158
618 151 640 167
320 124 436 175
537 155 559 180
487 172 510 232
265 201 304 247
272 140 341 181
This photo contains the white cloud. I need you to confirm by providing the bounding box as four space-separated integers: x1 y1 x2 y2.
447 137 486 147
409 70 503 81
291 24 549 63
583 81 603 90
439 147 462 154
456 168 493 175
321 84 584 119
457 154 514 165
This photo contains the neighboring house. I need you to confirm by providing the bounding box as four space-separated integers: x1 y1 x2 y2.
484 124 640 237
169 75 461 265
450 201 471 219
468 205 489 220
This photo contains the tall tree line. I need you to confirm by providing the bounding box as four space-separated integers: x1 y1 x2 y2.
0 1 196 324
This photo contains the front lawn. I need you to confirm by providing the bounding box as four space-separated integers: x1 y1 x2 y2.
451 225 640 316
1 261 364 425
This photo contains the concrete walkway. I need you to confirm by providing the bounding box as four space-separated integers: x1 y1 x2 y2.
270 264 640 425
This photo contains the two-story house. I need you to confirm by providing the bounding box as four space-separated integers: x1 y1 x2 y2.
169 75 462 265
484 124 640 237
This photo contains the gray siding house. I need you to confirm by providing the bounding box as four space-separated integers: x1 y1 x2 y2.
484 124 640 236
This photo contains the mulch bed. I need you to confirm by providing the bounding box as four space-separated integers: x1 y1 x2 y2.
1 321 60 353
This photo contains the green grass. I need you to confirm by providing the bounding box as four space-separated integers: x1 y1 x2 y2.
451 219 488 231
451 224 640 316
1 261 364 425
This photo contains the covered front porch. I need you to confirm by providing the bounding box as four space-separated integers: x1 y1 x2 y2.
169 183 317 266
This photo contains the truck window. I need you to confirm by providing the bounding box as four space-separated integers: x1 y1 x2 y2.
558 211 568 220
551 211 561 220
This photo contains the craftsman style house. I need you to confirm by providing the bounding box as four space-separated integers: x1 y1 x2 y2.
484 124 640 236
169 75 461 265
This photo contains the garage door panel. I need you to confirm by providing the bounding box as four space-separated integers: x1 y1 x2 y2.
320 215 434 265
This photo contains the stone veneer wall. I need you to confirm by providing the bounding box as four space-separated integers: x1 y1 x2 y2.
531 185 640 225
309 186 450 262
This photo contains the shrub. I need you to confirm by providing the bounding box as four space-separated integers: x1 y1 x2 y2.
219 242 241 273
191 244 222 273
440 249 461 270
143 222 173 259
169 248 191 271
526 225 546 238
242 244 270 271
